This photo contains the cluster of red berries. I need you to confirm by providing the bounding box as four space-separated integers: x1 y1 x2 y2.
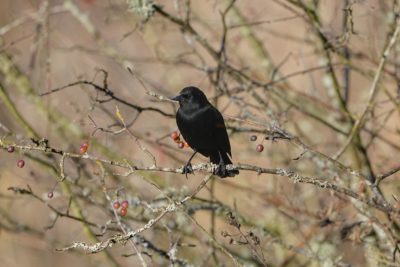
7 145 26 168
170 131 189 149
113 200 129 217
250 135 264 152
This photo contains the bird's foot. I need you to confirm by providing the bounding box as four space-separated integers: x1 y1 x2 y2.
182 163 193 179
213 163 228 178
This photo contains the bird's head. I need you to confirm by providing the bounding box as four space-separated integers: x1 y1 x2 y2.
171 86 209 108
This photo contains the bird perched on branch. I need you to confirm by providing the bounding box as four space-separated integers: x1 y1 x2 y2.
171 86 239 178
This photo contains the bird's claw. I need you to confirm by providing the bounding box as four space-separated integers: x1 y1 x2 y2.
213 163 228 178
182 163 193 179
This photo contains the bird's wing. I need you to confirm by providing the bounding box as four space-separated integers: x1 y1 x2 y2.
176 105 232 157
211 107 232 157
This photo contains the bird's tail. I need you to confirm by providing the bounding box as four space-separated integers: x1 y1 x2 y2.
210 152 239 177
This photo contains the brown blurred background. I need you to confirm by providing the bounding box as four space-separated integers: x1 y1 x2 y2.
0 0 399 266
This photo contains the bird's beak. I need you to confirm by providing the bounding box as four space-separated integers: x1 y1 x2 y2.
171 94 183 102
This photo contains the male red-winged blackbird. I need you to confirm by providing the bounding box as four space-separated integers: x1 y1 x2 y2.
172 86 239 178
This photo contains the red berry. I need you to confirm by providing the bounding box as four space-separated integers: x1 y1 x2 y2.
256 144 264 152
48 191 54 199
113 201 121 209
170 131 180 141
17 159 25 168
250 135 257 142
120 208 127 217
7 146 15 153
121 200 129 209
178 141 184 149
79 142 89 154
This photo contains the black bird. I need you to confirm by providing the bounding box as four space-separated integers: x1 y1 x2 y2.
172 86 239 178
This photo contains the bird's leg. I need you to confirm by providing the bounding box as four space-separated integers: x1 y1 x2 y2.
214 151 227 178
182 150 197 178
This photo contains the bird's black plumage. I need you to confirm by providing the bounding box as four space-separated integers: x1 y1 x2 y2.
172 86 239 178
